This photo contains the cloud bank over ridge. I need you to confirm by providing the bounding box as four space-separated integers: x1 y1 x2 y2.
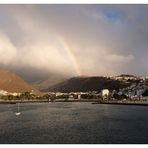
0 5 148 82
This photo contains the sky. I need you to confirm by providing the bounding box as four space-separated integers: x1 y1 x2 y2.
0 4 148 82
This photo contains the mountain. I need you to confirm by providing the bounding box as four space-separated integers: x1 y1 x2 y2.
43 76 131 93
0 70 41 94
32 75 68 91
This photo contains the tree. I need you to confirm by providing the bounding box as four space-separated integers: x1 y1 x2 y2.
142 90 148 96
0 95 9 100
20 92 34 100
50 94 56 102
7 95 14 100
113 93 120 99
43 94 50 101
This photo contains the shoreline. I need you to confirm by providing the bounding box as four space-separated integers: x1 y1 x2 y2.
0 99 148 106
0 99 98 104
92 101 148 106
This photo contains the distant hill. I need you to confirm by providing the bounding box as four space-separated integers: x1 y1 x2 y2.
43 76 131 93
0 70 41 94
32 75 67 90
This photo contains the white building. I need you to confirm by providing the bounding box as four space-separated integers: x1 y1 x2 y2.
101 89 109 99
0 90 8 96
11 92 20 96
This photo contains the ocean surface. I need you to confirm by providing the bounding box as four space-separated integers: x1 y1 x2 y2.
0 102 148 144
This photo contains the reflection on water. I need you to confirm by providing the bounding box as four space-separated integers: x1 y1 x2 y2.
0 102 148 144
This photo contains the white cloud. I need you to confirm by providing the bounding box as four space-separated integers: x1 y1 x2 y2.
0 5 147 81
106 54 134 64
0 32 17 65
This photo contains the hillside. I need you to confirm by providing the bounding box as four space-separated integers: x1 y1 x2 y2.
0 70 41 94
32 75 67 90
43 76 131 93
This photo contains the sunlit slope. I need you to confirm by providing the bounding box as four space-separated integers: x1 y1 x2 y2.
0 70 41 94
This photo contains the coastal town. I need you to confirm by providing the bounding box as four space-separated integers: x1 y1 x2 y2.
0 74 148 105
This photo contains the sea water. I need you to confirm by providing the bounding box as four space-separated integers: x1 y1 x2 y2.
0 102 148 144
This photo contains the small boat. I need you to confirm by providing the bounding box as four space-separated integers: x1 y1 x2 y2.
15 112 21 116
15 103 21 116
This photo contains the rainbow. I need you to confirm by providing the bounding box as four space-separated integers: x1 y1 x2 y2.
57 36 82 76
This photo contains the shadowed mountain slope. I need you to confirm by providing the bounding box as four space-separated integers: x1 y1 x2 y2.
43 76 131 93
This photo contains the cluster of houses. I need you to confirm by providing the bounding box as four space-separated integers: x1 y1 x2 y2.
113 74 138 81
0 90 20 96
115 82 147 99
48 91 89 100
104 75 148 101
